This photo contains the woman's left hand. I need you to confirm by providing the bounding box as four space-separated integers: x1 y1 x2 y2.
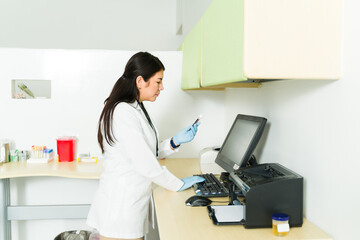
177 176 206 191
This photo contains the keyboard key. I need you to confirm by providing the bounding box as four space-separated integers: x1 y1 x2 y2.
192 173 243 197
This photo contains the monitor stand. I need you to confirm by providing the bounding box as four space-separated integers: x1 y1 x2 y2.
244 154 258 167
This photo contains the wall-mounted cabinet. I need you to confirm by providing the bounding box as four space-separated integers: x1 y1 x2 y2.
181 0 342 90
181 21 202 90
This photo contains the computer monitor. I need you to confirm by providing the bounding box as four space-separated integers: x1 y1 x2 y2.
215 114 267 173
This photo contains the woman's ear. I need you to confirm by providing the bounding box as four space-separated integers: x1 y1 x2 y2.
136 75 145 89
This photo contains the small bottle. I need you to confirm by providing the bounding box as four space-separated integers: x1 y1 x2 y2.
43 148 53 160
10 150 19 162
272 213 290 236
31 146 36 158
19 151 26 161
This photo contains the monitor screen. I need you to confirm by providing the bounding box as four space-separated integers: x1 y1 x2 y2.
215 114 267 173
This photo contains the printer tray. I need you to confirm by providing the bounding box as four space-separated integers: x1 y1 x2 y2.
207 205 245 226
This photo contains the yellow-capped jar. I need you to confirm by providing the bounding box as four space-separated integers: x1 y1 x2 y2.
272 213 290 236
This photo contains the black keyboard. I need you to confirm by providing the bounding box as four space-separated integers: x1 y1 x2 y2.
193 173 243 197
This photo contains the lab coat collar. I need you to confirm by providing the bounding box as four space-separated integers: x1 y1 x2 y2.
128 100 142 111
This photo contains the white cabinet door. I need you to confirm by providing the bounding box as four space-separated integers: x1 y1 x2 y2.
243 0 342 79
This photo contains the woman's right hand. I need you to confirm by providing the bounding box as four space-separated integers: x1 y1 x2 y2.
173 122 200 146
177 176 205 191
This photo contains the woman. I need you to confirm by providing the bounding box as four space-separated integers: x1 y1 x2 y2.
86 52 205 240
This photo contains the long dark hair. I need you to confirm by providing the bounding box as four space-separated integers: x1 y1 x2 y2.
98 52 165 153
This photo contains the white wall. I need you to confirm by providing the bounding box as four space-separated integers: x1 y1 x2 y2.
0 0 176 50
0 0 212 51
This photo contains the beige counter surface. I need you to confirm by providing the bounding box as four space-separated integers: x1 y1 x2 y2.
154 158 332 240
0 160 103 179
1 158 332 240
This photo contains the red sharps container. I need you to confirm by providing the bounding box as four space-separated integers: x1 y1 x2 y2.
56 137 76 162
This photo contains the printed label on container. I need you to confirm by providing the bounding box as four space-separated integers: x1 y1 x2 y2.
277 223 290 232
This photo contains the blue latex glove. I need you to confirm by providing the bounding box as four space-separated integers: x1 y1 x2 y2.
177 176 206 192
173 122 200 146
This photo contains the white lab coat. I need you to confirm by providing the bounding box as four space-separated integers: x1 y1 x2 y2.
86 101 183 239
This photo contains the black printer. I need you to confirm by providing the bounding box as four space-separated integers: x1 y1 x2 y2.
213 114 304 228
230 163 303 228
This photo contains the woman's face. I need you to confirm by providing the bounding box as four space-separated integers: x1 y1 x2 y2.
137 70 164 102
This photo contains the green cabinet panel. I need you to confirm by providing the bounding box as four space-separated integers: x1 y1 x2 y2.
180 0 341 89
181 20 202 90
201 0 247 87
